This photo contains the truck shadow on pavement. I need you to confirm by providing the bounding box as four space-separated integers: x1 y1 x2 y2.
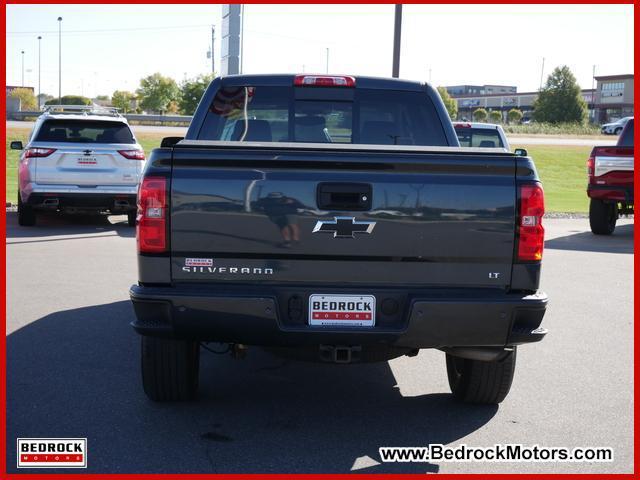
545 222 633 254
7 301 497 474
5 211 135 242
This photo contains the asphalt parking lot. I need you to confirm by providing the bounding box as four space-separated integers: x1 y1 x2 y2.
6 212 633 474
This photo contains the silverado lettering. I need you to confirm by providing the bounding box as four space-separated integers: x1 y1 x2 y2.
182 266 274 275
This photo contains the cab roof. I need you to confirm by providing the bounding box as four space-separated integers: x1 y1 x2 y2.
220 74 428 92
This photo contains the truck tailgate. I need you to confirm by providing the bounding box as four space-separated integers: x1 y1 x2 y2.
170 145 516 288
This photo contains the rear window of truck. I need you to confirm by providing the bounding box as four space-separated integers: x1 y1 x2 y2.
198 86 448 146
35 120 135 144
617 119 634 147
456 128 504 148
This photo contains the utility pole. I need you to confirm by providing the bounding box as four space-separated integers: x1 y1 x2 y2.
392 5 402 78
57 16 62 104
21 50 25 87
239 5 244 74
591 64 596 123
211 25 215 73
37 36 41 109
326 48 329 74
539 57 545 90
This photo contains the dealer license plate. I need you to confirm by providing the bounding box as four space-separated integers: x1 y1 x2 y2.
309 294 376 327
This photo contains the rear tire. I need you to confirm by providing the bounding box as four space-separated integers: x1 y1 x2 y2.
17 194 36 227
589 198 617 235
614 127 623 135
446 348 517 404
141 336 200 401
127 211 137 227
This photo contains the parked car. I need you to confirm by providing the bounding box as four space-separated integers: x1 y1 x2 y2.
588 117 634 234
601 116 633 135
453 121 510 150
130 74 548 405
10 105 145 226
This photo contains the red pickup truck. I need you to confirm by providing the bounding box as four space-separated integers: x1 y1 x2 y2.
587 118 634 235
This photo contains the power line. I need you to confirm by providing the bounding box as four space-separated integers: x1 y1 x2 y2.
7 24 212 36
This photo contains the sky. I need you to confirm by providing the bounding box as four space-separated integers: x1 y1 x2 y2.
5 4 634 98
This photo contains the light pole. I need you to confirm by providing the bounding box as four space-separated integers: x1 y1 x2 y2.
21 50 25 87
37 36 42 109
57 16 62 104
392 4 402 78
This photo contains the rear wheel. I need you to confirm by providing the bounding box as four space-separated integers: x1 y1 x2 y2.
17 194 36 227
614 127 623 135
141 336 200 401
589 198 617 235
446 349 517 404
127 211 137 227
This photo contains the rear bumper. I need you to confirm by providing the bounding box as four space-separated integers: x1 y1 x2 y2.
24 191 137 212
129 284 548 349
588 184 634 203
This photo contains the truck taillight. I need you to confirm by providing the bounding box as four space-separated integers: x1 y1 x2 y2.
294 75 355 87
118 149 146 160
24 148 56 158
137 176 167 253
517 183 545 262
586 154 595 176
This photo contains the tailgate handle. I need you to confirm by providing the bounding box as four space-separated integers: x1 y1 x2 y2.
317 183 372 211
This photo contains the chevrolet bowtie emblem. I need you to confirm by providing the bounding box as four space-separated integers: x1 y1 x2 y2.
312 216 376 238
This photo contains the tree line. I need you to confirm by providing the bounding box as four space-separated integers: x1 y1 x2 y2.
8 72 215 116
9 65 589 124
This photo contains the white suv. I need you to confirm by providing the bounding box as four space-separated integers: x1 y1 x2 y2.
452 121 510 150
10 105 145 227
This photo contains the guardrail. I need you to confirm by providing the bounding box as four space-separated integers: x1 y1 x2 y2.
7 111 193 126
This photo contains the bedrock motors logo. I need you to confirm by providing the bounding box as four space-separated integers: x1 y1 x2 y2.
17 438 87 468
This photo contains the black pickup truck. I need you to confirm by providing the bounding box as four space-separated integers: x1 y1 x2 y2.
130 74 548 405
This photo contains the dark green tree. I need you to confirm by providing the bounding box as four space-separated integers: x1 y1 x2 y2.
473 108 488 122
489 110 502 123
436 86 458 120
45 95 91 106
507 108 524 124
533 66 587 124
136 73 180 113
179 74 215 115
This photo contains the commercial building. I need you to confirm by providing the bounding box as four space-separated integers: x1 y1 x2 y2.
445 84 517 96
446 74 633 124
450 89 594 122
593 74 634 123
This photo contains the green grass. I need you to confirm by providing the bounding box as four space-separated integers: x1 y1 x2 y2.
513 144 590 213
6 128 590 212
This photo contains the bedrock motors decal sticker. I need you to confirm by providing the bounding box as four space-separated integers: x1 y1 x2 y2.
17 438 87 468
